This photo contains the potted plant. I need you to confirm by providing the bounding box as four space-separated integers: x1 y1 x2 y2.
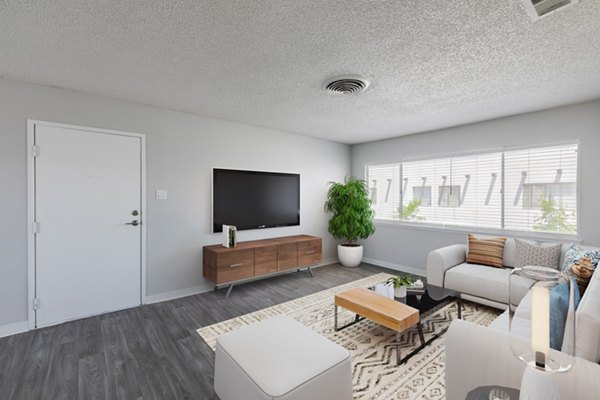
385 275 414 298
324 177 375 267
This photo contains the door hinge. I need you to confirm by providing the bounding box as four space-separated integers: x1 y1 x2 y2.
32 221 40 234
33 298 40 311
32 145 39 157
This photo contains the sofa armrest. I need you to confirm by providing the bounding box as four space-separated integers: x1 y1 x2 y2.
445 319 600 400
426 244 466 287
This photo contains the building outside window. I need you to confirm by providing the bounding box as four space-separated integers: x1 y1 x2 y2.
438 185 460 207
412 185 432 206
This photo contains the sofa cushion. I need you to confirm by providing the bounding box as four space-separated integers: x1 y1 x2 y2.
514 239 561 269
445 263 534 305
467 234 507 268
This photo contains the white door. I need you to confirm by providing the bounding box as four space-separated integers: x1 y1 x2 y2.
33 124 144 328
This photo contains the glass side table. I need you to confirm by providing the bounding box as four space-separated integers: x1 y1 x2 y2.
466 385 520 400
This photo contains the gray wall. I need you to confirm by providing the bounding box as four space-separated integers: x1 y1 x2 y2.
352 101 600 274
0 78 350 328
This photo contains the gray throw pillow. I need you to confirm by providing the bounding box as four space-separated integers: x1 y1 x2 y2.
514 239 561 269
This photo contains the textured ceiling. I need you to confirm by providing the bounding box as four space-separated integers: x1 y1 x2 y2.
1 1 599 144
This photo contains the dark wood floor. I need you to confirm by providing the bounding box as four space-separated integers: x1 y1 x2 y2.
0 263 393 400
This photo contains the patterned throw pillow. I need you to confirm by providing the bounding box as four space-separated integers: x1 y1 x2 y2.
561 243 600 271
467 234 507 268
514 239 561 269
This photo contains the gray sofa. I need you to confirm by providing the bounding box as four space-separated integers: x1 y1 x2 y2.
426 238 600 399
426 238 595 309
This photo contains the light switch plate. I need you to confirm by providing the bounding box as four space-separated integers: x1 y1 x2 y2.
156 190 168 200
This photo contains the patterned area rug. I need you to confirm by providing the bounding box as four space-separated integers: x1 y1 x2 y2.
197 273 501 399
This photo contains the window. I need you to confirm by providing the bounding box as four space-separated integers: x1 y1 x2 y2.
504 144 578 234
366 163 400 221
365 143 578 236
438 185 461 207
399 152 502 228
412 186 432 206
522 183 576 209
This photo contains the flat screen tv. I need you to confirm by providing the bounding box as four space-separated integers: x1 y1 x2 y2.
212 168 300 233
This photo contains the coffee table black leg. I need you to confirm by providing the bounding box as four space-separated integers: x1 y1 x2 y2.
334 305 365 332
334 304 338 331
417 322 425 347
396 332 402 364
457 295 462 319
396 322 426 365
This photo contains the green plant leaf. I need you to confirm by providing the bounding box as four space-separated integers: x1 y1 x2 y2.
325 176 375 243
532 195 576 234
385 275 414 288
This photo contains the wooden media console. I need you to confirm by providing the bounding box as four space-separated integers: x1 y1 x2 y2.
203 234 322 296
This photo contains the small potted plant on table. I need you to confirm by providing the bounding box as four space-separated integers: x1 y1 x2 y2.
385 275 414 298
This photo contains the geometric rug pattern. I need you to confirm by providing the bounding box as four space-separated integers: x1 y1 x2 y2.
197 273 501 400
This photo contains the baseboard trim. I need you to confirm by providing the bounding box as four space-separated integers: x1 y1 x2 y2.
317 258 338 267
362 257 426 278
1 260 342 336
145 259 339 304
145 284 214 304
0 320 29 338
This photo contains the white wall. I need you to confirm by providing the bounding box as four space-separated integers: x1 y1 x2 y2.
0 78 350 330
352 101 600 275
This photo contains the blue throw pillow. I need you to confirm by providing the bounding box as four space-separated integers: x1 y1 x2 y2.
549 279 581 351
561 243 600 271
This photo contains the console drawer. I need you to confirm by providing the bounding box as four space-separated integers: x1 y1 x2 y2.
298 239 322 266
216 249 255 284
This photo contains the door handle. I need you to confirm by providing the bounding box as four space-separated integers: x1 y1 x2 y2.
126 220 140 226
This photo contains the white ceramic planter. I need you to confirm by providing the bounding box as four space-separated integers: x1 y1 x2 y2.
337 244 363 267
394 286 407 298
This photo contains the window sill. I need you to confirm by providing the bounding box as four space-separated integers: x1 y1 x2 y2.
373 219 581 243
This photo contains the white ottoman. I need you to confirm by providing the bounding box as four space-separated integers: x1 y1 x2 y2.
214 315 353 400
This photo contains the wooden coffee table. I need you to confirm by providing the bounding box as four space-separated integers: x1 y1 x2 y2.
334 288 425 364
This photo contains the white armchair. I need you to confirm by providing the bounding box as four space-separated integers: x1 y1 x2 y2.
445 319 600 400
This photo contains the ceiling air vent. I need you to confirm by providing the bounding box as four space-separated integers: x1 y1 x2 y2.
323 76 369 95
522 0 578 20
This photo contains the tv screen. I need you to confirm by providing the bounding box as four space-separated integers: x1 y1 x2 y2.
212 169 300 233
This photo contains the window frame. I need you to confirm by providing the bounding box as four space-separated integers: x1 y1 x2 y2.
364 140 580 241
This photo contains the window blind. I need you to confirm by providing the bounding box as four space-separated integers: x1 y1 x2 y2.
504 143 578 234
402 152 502 228
365 163 401 220
365 142 578 236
